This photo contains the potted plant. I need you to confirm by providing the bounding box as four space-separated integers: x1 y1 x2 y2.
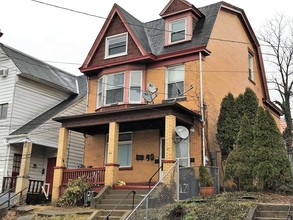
199 165 215 197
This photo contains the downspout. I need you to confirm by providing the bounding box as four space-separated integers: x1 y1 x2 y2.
199 52 206 166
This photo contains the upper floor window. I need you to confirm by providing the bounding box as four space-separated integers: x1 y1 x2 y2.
105 33 128 58
129 71 142 103
0 103 8 119
166 64 184 99
248 52 254 81
170 18 186 43
97 70 143 108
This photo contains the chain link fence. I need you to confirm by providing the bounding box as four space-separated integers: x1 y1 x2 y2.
126 161 219 220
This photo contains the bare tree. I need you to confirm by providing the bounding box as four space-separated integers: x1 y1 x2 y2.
258 13 293 150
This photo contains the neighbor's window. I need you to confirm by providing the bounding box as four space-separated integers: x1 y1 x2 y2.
105 132 132 167
129 71 142 103
248 52 254 81
170 18 186 43
105 33 128 58
166 64 184 99
0 103 8 119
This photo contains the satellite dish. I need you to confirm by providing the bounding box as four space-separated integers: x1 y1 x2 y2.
147 82 157 93
142 91 153 102
175 126 189 139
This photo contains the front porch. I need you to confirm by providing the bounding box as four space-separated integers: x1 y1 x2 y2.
52 102 202 204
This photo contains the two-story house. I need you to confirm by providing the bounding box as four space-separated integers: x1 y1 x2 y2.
0 43 86 203
51 0 281 202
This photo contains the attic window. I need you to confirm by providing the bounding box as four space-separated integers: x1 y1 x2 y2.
170 18 186 43
105 33 128 58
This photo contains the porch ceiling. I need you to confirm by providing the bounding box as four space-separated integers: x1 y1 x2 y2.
53 102 201 135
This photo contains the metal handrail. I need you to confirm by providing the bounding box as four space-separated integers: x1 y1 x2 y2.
104 190 136 220
0 187 28 208
0 187 15 200
148 165 163 190
287 197 293 220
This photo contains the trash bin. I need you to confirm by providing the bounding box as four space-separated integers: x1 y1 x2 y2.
84 191 96 207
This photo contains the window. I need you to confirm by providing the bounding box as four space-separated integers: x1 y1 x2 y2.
105 33 128 58
170 18 186 43
105 132 132 168
248 52 254 81
129 71 142 103
166 65 184 99
12 154 22 176
0 103 8 119
97 73 125 107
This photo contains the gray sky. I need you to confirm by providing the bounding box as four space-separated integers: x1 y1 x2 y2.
0 0 292 77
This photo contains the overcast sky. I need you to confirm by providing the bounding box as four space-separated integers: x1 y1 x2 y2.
0 0 292 78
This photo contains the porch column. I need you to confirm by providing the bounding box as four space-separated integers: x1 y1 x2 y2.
15 141 32 205
163 115 176 184
105 122 120 186
51 127 69 204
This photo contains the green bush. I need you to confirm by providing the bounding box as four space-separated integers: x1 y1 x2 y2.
58 177 91 207
199 165 214 187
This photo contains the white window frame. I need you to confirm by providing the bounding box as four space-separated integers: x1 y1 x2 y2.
97 72 125 107
105 32 128 59
0 103 8 120
105 132 132 168
169 18 186 44
129 71 142 103
248 52 254 81
166 64 185 99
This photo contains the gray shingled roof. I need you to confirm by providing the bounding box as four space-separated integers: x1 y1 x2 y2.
11 75 87 135
0 43 78 94
117 2 222 56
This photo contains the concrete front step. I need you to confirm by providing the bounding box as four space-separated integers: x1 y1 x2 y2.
89 209 131 220
99 198 142 204
253 204 292 220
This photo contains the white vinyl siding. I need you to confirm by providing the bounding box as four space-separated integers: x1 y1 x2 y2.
10 76 69 134
129 71 142 103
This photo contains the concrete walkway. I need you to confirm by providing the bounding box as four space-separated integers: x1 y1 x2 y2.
14 205 95 220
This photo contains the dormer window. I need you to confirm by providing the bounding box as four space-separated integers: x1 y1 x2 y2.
105 33 128 58
170 18 186 43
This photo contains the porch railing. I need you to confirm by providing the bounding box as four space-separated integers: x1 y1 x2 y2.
62 167 105 186
28 179 44 194
2 177 17 192
2 178 44 194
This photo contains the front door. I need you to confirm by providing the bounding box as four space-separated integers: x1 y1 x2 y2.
46 157 56 194
159 137 190 179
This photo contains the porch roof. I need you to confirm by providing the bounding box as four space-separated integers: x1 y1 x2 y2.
53 102 201 135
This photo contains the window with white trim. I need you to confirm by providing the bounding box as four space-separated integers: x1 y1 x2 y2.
129 71 142 103
105 33 128 58
170 18 186 43
0 103 8 119
105 132 132 167
97 73 125 107
248 52 254 81
166 64 184 99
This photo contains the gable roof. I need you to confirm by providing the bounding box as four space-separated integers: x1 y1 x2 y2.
80 2 221 72
160 0 204 19
0 43 78 94
10 75 87 136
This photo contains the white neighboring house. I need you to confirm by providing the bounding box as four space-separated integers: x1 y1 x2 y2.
0 43 86 198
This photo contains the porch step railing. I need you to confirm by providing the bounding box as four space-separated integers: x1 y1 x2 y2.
2 177 17 192
62 167 105 186
28 179 44 194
